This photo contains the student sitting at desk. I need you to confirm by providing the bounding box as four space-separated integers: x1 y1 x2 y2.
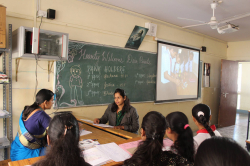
192 103 221 149
94 88 139 134
165 111 195 163
33 113 90 166
123 111 193 166
10 89 54 161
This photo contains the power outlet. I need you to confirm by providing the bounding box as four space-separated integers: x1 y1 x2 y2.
37 10 47 17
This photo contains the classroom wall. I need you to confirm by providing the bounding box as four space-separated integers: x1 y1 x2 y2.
0 0 227 140
238 62 250 110
227 40 250 61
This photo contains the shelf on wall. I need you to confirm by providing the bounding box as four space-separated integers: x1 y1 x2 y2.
0 137 10 149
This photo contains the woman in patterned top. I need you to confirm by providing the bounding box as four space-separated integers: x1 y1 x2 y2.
123 111 193 166
10 89 54 161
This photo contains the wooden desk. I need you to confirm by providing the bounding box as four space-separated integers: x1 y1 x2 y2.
8 137 142 166
77 116 139 140
9 116 140 166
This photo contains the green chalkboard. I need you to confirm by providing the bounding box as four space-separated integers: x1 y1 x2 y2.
54 41 157 108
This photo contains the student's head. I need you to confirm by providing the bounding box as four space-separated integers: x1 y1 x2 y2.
47 113 79 145
23 89 54 120
111 88 130 113
195 137 250 166
124 111 167 166
170 47 178 58
140 111 167 141
34 113 88 166
192 103 215 137
166 112 195 162
189 51 194 61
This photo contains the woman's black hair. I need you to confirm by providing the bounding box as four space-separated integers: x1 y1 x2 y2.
124 111 167 166
33 113 89 166
111 88 130 114
23 89 54 120
195 137 250 166
166 112 195 162
192 103 215 137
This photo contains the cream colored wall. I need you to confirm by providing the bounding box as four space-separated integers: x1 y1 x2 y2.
0 0 227 139
227 40 250 60
238 62 250 110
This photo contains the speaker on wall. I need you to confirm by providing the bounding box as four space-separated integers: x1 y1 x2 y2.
201 46 206 52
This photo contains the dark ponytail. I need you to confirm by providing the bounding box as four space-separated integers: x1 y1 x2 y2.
111 88 130 114
124 111 167 166
192 103 215 137
166 112 195 162
23 89 54 120
33 113 88 166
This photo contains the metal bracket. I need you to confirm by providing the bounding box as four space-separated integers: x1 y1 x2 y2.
48 61 54 82
15 58 20 82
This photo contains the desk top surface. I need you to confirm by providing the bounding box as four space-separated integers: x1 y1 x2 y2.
8 137 142 166
9 115 140 166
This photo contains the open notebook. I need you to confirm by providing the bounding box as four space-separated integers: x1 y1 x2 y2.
82 142 131 166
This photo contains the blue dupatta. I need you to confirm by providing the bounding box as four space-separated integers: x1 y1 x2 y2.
10 111 47 161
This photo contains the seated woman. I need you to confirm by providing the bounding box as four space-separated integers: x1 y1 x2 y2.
32 113 90 166
11 89 54 161
94 88 139 133
192 103 221 148
123 111 193 166
165 111 195 163
195 137 250 166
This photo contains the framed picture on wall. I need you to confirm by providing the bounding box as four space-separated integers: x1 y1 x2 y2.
125 26 148 50
203 63 210 87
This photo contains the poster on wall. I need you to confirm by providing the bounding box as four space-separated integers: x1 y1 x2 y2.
203 63 210 87
125 26 148 50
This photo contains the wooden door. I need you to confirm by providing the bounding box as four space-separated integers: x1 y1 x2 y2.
218 60 238 127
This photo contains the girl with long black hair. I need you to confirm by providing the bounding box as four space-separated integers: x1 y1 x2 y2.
32 113 90 166
166 111 195 163
192 103 221 148
123 111 193 166
94 88 139 133
11 89 54 161
195 137 250 166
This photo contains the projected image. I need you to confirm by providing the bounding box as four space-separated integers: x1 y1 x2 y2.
156 42 200 102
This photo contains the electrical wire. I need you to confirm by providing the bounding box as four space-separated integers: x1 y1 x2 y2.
39 16 43 29
34 54 39 101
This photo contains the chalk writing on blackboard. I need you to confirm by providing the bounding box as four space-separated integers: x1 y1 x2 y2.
54 41 157 108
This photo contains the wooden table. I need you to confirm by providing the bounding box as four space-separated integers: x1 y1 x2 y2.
9 116 140 166
8 137 141 166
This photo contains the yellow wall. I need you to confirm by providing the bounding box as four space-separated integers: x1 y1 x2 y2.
0 0 227 139
227 40 250 61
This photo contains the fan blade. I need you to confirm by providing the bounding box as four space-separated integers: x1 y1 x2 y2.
219 12 250 24
178 17 206 23
182 23 208 28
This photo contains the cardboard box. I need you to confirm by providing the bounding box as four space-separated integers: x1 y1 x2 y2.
0 5 6 48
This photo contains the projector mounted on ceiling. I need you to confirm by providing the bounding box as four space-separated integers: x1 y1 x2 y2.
217 24 239 34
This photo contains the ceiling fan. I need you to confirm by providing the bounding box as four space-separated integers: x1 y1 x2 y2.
179 1 250 30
